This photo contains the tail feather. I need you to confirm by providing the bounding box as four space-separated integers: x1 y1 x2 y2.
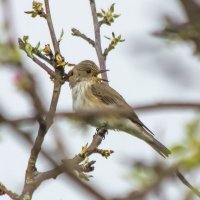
125 121 171 158
147 138 171 158
115 118 171 158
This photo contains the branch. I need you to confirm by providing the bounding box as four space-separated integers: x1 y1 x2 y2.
32 56 55 78
8 116 200 200
69 127 108 165
21 77 62 198
2 0 106 199
134 102 200 112
1 101 199 126
71 28 95 47
0 182 20 200
38 128 107 182
44 0 60 54
112 164 200 200
21 2 66 196
176 170 200 198
103 44 114 59
18 38 56 78
89 0 108 81
125 165 177 200
8 122 107 200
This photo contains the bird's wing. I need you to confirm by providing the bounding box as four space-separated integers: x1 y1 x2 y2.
91 82 128 106
91 82 154 135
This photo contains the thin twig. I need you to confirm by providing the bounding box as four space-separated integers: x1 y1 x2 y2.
176 170 200 198
21 2 65 196
68 127 107 165
32 56 56 77
7 122 107 200
89 0 108 81
71 28 95 47
112 164 200 200
134 102 200 112
44 0 60 54
7 116 200 200
0 182 20 200
21 77 62 198
18 38 56 77
37 128 107 181
112 165 178 200
33 50 52 65
103 45 114 59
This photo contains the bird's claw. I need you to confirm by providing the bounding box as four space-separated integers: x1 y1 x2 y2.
96 124 108 139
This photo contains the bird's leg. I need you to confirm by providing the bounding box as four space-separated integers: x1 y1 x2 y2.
96 123 108 139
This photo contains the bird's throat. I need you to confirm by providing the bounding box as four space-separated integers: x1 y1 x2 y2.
72 80 96 111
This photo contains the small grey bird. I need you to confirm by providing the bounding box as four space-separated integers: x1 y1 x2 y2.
68 60 171 158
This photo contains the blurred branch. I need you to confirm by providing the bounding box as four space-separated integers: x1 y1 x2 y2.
155 0 200 54
134 102 200 112
176 170 200 198
3 110 199 200
1 101 200 126
112 164 200 200
89 0 108 81
112 164 178 200
6 118 107 200
180 0 200 23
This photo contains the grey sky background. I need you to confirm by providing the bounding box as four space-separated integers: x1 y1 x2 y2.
0 0 200 199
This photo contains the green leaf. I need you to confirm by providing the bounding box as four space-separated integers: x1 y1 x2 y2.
182 155 200 170
32 12 38 18
58 29 64 43
97 13 103 18
113 14 121 18
171 145 185 154
79 172 93 181
110 3 115 13
34 42 40 51
0 43 21 64
101 9 105 14
25 43 33 58
24 11 34 14
23 36 29 43
104 36 111 40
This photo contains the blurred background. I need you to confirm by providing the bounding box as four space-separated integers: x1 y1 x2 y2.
0 0 200 199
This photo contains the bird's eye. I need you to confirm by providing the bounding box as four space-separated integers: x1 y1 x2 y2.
86 69 91 74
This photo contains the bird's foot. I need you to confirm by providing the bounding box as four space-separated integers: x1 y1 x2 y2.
96 124 108 139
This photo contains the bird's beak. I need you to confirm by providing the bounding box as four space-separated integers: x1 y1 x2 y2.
97 77 109 82
97 69 109 75
96 69 109 82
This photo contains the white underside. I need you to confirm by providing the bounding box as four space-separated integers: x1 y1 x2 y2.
72 80 96 111
71 81 151 140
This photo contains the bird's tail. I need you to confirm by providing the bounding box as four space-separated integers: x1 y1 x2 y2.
125 122 171 158
146 137 171 158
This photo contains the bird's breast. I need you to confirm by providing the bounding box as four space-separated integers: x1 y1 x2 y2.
72 81 99 111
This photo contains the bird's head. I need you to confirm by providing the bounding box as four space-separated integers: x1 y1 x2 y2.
68 60 108 88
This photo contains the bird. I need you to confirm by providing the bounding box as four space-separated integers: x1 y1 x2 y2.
68 60 171 158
